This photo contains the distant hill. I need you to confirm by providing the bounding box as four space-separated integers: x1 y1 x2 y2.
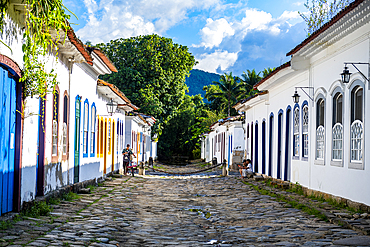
185 69 220 97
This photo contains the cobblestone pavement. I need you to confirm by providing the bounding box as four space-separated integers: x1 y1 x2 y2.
1 165 370 246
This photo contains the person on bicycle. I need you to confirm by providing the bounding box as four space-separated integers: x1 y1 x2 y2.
122 144 136 175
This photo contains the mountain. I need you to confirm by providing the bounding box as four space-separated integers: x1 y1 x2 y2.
185 69 220 97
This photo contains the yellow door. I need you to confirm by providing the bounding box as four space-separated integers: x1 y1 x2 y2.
112 120 115 171
104 118 107 174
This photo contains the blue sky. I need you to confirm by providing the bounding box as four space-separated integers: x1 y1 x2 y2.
63 0 308 76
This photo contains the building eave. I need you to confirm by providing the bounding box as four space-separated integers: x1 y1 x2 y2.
287 0 368 57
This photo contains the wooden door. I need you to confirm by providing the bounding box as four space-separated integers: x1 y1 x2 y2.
111 120 115 171
104 118 107 174
0 68 16 214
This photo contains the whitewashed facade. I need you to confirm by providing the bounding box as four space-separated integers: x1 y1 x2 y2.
125 113 157 165
233 0 370 206
0 8 153 212
201 116 245 170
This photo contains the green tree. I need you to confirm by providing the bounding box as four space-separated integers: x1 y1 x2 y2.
299 0 353 36
96 34 197 135
203 84 224 113
206 72 243 117
262 67 275 77
158 94 208 160
241 69 262 87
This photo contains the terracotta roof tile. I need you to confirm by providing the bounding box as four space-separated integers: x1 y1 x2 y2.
97 79 138 110
253 61 291 89
66 29 93 66
88 47 118 73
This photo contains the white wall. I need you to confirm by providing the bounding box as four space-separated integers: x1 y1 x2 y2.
307 24 370 205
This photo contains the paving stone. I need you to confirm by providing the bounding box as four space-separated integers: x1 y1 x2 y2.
5 165 370 246
332 236 370 245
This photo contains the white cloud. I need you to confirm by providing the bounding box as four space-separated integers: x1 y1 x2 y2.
76 0 221 43
240 8 273 32
197 18 234 49
195 50 238 73
194 8 304 50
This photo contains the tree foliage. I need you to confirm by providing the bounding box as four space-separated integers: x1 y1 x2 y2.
206 72 243 117
158 94 211 160
299 0 353 36
0 0 76 98
96 34 197 135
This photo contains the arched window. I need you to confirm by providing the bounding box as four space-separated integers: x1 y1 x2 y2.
302 104 309 158
100 118 104 156
83 99 89 157
108 119 112 154
332 92 343 161
316 98 325 160
62 93 68 158
90 104 96 157
293 106 299 157
52 88 60 159
350 86 363 162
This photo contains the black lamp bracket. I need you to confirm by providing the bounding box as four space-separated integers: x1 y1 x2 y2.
344 62 370 83
295 87 314 102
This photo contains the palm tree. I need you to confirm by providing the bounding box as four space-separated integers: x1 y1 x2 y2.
262 67 275 77
208 72 243 117
241 69 262 87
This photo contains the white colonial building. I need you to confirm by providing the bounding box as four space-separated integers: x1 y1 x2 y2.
233 0 370 206
0 4 157 214
125 112 157 165
201 115 245 170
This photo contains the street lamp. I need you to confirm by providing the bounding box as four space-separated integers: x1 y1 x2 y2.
341 63 369 83
292 89 300 104
291 87 314 104
106 98 117 116
341 66 351 83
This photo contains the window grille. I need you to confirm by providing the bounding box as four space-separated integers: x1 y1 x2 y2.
83 102 89 154
293 108 299 156
52 120 58 155
316 125 325 159
90 106 96 155
302 105 309 157
332 123 343 160
351 120 363 162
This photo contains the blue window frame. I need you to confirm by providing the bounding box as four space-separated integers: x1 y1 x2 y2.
293 103 300 159
83 99 89 157
90 103 96 157
301 100 309 160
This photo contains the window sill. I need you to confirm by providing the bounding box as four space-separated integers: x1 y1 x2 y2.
301 157 308 161
51 155 58 163
349 161 364 170
314 159 325 166
90 153 95 158
83 153 89 158
330 160 343 167
292 156 300 160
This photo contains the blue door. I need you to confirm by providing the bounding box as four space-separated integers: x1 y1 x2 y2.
262 121 266 174
0 68 16 214
284 108 292 181
277 112 283 179
254 123 258 173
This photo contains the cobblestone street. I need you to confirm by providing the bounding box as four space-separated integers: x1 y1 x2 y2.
1 165 370 246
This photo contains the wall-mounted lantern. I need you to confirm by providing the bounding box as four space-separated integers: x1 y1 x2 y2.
341 62 369 83
106 98 118 116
